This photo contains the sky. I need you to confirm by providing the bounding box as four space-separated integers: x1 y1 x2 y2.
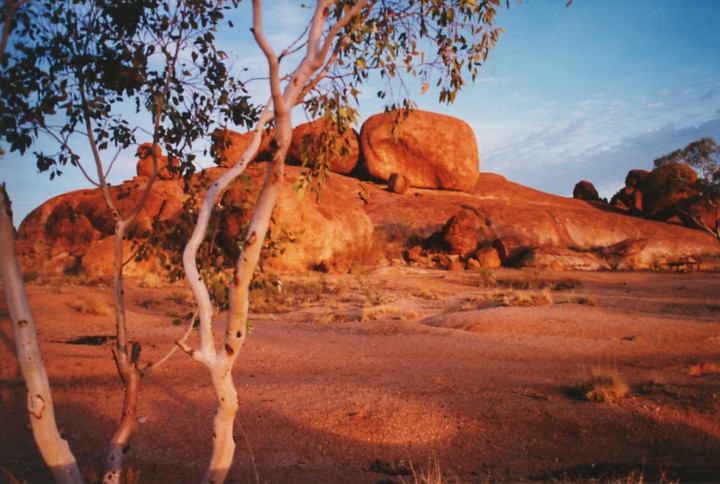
2 0 720 223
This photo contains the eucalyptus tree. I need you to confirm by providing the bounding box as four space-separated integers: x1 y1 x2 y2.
178 1 507 482
1 0 251 482
654 137 720 238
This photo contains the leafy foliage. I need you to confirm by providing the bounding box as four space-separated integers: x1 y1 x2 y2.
652 137 720 237
139 172 291 309
0 0 255 183
654 137 719 183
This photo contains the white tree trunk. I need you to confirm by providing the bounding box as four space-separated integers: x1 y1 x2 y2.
181 2 370 482
0 185 83 484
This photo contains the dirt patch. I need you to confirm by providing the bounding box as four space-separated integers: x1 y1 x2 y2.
2 268 720 482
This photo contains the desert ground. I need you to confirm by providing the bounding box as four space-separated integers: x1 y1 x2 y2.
1 267 720 483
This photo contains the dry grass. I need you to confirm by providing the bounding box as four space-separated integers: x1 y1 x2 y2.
461 289 553 310
402 454 457 484
71 294 112 316
356 275 395 306
361 306 402 321
478 271 581 292
575 367 629 403
415 287 441 300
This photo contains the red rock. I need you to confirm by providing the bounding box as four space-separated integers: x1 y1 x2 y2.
474 246 501 269
288 119 359 174
388 173 409 194
136 143 180 180
625 169 649 189
212 128 274 167
441 209 479 258
360 110 480 191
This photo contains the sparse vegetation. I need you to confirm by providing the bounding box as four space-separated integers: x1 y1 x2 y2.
361 306 402 321
461 289 553 310
71 295 112 316
356 275 395 307
575 367 629 403
406 455 449 484
474 270 582 292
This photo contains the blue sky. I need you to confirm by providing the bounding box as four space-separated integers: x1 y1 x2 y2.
2 0 720 222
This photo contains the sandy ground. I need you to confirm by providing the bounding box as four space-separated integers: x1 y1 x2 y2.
1 268 720 483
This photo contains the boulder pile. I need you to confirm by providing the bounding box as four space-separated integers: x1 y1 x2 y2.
15 111 720 278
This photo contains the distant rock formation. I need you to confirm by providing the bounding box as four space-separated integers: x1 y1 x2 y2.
610 169 648 213
360 110 480 192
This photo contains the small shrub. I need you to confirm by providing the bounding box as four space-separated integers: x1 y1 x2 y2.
575 367 629 403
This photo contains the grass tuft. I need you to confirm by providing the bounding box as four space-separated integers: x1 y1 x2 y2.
575 367 629 403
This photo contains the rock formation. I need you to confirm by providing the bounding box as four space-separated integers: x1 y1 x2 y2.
610 169 648 213
360 110 480 192
14 111 720 278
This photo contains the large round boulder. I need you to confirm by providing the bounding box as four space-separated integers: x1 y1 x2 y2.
212 128 275 167
288 119 359 174
359 110 480 191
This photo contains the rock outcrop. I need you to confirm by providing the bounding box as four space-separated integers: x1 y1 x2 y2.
360 110 480 192
14 111 720 278
17 164 373 276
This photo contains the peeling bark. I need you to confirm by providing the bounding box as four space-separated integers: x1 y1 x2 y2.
0 185 83 484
